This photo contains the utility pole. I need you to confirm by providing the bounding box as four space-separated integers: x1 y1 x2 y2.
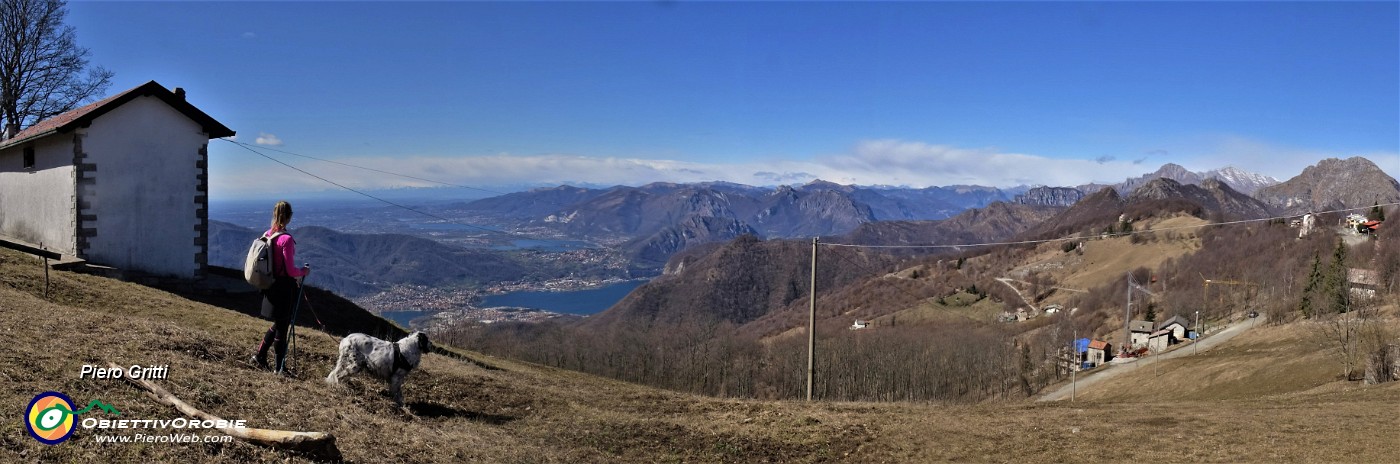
1124 273 1133 353
1124 272 1155 356
1071 327 1077 402
806 237 818 402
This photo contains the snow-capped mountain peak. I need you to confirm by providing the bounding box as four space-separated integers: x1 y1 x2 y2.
1202 166 1280 195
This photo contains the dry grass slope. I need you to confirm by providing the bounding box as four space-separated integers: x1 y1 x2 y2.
1021 215 1205 303
0 248 873 463
4 247 1400 462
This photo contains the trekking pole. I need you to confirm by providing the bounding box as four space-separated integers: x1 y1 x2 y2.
278 264 310 375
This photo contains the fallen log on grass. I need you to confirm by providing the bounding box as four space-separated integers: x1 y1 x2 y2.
110 362 340 460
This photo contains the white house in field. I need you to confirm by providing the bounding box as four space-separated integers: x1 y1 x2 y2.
0 81 234 278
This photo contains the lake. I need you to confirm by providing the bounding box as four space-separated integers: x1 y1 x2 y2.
381 310 437 329
481 280 647 315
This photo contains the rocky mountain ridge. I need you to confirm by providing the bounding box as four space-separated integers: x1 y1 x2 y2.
1254 156 1400 215
1097 163 1281 196
1015 187 1086 207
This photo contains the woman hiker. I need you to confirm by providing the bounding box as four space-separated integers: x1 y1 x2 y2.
252 200 310 373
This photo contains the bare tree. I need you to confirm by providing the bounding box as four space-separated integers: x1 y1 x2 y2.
1313 299 1385 381
0 0 112 134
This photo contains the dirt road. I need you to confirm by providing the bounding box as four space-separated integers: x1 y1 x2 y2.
995 278 1036 311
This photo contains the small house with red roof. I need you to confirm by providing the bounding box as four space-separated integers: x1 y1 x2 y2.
1075 337 1108 370
0 81 233 278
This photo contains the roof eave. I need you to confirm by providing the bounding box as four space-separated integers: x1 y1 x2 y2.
91 81 236 140
0 128 61 151
2 81 235 147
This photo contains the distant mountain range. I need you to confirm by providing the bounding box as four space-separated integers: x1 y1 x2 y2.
206 155 1395 315
433 157 1391 269
1106 164 1281 196
451 163 1284 237
583 155 1397 342
444 180 1023 267
1013 164 1280 208
1128 177 1274 220
451 180 1020 236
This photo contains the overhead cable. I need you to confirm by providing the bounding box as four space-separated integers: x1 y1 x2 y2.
222 139 602 248
819 202 1400 249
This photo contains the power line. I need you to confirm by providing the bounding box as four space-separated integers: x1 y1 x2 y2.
819 202 1400 249
821 244 939 312
223 139 606 249
223 139 513 197
223 137 1396 272
219 138 623 217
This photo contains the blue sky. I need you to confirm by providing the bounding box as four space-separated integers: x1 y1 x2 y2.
67 1 1398 199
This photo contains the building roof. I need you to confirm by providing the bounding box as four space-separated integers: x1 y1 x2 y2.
0 80 234 150
1129 320 1154 332
1157 315 1192 331
1088 340 1109 350
1349 268 1380 287
1149 329 1172 338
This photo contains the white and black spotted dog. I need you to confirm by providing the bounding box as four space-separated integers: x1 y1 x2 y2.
326 332 432 406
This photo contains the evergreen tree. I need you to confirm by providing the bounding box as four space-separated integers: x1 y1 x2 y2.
1300 253 1321 318
1326 239 1349 314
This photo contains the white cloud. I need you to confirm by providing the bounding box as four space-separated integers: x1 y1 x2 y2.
211 140 1157 198
241 32 257 39
255 133 283 147
818 140 1146 187
208 137 1399 199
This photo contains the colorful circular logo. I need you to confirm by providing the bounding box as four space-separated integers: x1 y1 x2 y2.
25 392 76 445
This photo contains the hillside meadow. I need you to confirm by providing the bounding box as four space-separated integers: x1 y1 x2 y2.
3 248 1400 462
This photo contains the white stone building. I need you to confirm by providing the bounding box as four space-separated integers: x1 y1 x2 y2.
0 81 233 278
1128 320 1155 348
1157 315 1192 342
1084 340 1110 369
1147 329 1171 353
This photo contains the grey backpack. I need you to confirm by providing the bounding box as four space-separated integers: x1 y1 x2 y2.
243 232 284 290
